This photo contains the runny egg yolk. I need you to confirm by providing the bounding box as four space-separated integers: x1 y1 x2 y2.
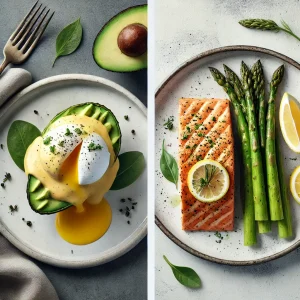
55 199 112 245
56 140 112 245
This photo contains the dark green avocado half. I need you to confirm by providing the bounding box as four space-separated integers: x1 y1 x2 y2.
93 4 147 72
27 103 121 215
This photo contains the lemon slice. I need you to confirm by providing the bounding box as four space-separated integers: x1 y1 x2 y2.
279 92 300 153
290 166 300 204
187 159 230 203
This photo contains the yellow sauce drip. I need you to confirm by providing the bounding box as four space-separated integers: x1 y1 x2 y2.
56 199 112 245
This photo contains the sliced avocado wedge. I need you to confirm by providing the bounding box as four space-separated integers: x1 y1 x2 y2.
27 103 121 215
93 5 147 72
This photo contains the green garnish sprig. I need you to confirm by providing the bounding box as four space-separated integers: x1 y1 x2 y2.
163 116 174 130
88 142 103 151
197 165 217 190
239 19 300 42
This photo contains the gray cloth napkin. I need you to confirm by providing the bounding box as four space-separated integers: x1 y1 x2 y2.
0 68 59 300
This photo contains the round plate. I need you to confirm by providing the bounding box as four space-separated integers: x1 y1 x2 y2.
155 45 300 265
0 74 147 268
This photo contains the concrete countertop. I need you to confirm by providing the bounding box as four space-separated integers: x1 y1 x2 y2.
155 1 300 299
0 1 147 299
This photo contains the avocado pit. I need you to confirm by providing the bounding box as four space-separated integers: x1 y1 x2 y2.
117 23 147 57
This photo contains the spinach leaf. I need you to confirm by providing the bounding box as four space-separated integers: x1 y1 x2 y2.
163 255 201 288
53 18 83 66
110 151 145 190
7 121 41 171
160 140 178 186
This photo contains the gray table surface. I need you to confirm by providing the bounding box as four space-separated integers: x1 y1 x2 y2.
0 1 147 299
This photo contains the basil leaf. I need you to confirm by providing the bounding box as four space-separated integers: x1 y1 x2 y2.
53 18 83 66
110 151 145 190
163 255 201 288
160 140 178 186
7 121 41 171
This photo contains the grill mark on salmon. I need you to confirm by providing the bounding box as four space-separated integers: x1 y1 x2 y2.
179 98 234 231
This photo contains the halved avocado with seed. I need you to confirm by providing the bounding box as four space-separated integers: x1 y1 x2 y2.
93 5 147 72
27 103 121 215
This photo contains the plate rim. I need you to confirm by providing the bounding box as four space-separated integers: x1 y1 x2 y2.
155 45 300 266
0 73 147 268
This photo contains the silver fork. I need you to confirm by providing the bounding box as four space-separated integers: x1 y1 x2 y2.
0 1 54 75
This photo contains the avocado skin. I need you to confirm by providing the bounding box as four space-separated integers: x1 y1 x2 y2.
27 102 121 215
93 4 147 72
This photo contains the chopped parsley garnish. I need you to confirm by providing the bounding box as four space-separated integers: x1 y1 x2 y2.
1 172 11 188
43 137 52 145
212 116 216 122
74 128 82 135
124 115 129 121
9 205 18 212
163 116 174 130
58 141 65 147
214 231 222 239
186 126 191 132
197 132 204 137
182 132 188 140
186 145 191 149
65 128 73 136
195 124 200 130
49 145 56 154
196 155 202 161
4 173 11 181
88 142 103 151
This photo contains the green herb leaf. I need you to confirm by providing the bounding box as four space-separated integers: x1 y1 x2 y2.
110 151 145 190
7 121 41 171
53 18 83 66
160 140 178 186
88 142 103 151
74 128 82 135
43 137 52 145
65 128 73 136
163 255 201 288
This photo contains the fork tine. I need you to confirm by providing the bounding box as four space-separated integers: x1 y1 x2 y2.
23 10 55 57
12 3 43 45
10 1 40 41
16 6 47 48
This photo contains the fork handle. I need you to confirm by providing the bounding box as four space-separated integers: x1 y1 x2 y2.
0 57 10 75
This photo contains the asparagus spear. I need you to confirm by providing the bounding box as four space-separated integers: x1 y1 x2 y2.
276 135 293 238
209 67 256 246
241 61 268 221
266 65 284 221
251 60 271 233
251 60 266 149
239 19 300 42
223 64 247 118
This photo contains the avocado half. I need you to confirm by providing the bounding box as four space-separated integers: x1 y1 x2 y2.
27 103 121 215
93 5 147 72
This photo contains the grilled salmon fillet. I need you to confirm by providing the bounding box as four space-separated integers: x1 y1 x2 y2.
179 98 234 231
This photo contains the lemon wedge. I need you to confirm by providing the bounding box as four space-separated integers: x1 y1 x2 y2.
290 166 300 204
187 159 230 203
279 92 300 153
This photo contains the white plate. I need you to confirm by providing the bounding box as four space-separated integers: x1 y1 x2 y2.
0 74 147 268
155 46 300 265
